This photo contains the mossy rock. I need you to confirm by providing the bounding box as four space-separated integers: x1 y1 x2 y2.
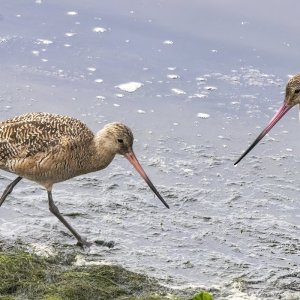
0 251 55 297
0 250 182 300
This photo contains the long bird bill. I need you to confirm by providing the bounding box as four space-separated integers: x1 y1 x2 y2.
125 151 170 209
234 102 293 165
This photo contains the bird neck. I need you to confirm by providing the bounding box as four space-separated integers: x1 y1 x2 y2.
92 130 117 170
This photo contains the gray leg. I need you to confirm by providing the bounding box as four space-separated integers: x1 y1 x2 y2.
0 176 22 206
47 190 90 247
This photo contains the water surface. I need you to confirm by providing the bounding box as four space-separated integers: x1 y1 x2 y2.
0 1 300 299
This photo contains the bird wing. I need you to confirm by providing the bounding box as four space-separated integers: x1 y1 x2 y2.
0 113 94 161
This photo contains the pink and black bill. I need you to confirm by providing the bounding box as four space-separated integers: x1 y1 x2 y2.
125 151 170 209
234 102 293 165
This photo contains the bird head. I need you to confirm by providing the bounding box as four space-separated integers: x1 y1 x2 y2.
102 122 134 155
285 74 300 107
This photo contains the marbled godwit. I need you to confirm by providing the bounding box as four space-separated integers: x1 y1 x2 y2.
235 73 300 165
0 112 169 246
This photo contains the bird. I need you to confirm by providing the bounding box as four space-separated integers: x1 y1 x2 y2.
0 112 169 247
235 73 300 165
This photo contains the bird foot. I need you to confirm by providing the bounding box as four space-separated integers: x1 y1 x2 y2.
76 239 115 248
77 239 92 248
94 240 115 248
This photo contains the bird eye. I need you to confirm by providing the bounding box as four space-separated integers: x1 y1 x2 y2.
117 139 124 143
295 89 300 94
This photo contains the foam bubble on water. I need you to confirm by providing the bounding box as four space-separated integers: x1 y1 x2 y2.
93 27 107 33
163 40 174 45
87 67 96 72
67 11 78 16
188 93 207 99
137 109 146 114
241 94 256 99
195 77 207 81
30 243 55 257
74 254 112 267
115 93 124 98
94 78 103 83
64 44 71 47
167 74 180 79
0 37 8 44
96 96 105 100
35 39 53 45
204 86 217 91
223 283 262 300
31 50 40 56
182 168 194 176
116 82 143 92
65 32 76 37
171 88 186 95
197 112 210 119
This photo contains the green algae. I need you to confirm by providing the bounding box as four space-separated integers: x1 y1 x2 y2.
0 249 188 300
192 291 213 300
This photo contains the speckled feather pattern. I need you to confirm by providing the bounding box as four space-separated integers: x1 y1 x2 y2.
0 113 94 159
0 112 132 189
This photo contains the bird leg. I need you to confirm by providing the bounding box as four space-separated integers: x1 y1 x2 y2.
47 191 91 247
0 176 23 206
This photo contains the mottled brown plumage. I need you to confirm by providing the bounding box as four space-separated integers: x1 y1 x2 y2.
0 112 169 247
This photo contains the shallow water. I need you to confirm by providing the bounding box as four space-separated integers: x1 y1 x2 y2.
0 1 300 299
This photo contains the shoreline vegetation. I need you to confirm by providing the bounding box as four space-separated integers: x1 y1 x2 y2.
0 242 214 300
